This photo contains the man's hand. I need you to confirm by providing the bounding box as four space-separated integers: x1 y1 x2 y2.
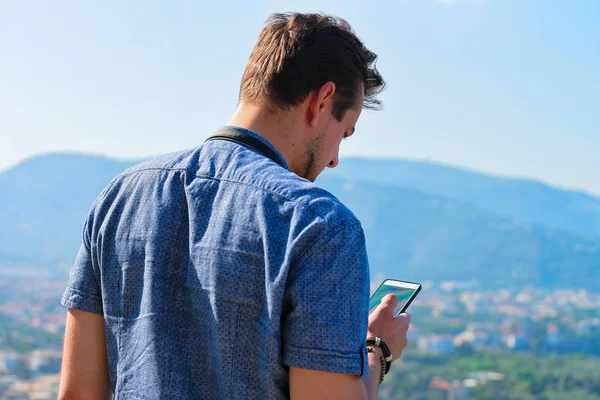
59 308 111 400
367 294 411 361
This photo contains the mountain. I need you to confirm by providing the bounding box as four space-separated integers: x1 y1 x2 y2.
325 158 600 239
1 153 599 289
0 153 135 274
317 176 599 290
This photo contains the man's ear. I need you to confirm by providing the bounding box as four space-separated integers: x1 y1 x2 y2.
307 82 336 128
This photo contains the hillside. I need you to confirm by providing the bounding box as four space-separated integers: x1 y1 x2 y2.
1 152 598 289
326 158 600 238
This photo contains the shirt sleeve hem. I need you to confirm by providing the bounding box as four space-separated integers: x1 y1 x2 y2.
61 287 103 315
282 343 368 377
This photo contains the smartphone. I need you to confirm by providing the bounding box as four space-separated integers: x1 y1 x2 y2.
369 279 421 316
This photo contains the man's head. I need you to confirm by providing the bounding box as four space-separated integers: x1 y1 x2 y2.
237 13 385 181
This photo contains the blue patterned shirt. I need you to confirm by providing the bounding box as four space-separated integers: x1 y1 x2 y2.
62 126 370 399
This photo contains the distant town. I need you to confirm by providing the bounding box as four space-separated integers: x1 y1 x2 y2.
1 276 599 399
403 280 600 355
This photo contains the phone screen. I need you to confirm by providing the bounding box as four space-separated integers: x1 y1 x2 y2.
369 280 421 316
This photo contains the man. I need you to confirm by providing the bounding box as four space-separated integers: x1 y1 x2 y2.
59 12 411 400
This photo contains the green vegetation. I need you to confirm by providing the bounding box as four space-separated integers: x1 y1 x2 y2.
381 351 600 400
0 315 62 354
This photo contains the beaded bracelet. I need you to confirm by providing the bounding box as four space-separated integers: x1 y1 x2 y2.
366 337 392 374
366 345 386 384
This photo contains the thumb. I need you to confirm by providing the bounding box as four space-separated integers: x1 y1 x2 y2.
379 293 398 313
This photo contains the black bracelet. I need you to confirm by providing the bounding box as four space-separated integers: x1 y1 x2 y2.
366 337 392 374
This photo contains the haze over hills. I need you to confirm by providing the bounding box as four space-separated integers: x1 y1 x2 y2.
325 158 600 239
1 152 598 289
318 176 599 290
0 153 134 272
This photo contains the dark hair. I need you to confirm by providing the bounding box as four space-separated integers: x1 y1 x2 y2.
239 13 385 121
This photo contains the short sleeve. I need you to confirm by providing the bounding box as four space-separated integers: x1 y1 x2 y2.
61 211 103 315
282 221 370 377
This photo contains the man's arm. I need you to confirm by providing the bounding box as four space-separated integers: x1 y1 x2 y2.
58 308 111 400
289 350 383 400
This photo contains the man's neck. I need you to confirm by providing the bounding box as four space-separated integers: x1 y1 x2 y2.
228 102 305 173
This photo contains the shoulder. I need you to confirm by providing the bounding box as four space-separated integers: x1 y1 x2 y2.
84 148 201 225
98 148 200 195
120 148 201 178
203 138 359 228
255 169 365 261
257 166 361 230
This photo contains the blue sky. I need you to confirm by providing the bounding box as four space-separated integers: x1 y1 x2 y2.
1 0 599 194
